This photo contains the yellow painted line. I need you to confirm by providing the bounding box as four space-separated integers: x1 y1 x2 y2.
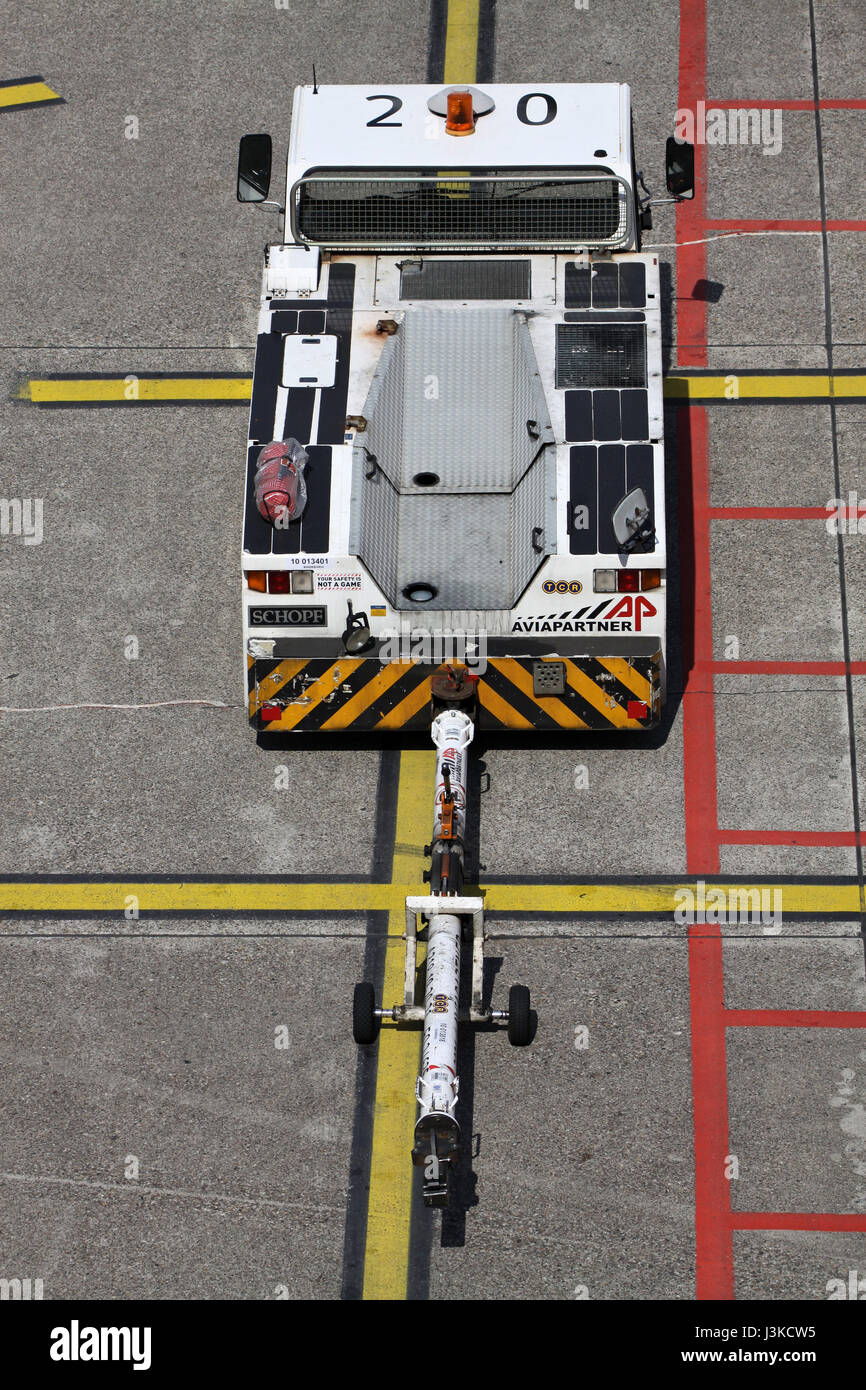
485 881 862 915
362 749 436 1301
665 374 866 401
0 881 859 916
443 0 480 84
0 881 398 914
22 375 866 409
0 80 62 109
20 377 252 405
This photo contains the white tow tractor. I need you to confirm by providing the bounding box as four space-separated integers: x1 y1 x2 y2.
237 83 694 1206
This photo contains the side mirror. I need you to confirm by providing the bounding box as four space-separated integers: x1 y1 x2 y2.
612 487 655 551
665 135 694 199
237 133 272 203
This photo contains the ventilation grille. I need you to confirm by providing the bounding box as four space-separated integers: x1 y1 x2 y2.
399 259 531 300
555 323 647 389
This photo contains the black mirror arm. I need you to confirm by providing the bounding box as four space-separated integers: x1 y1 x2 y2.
619 522 657 555
635 168 653 211
636 169 692 211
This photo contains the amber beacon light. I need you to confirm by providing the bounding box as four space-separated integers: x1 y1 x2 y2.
445 90 475 136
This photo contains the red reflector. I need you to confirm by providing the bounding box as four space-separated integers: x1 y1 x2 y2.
627 700 648 720
267 571 292 593
617 571 640 592
260 703 283 722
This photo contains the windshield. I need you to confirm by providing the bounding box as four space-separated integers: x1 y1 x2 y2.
292 168 630 250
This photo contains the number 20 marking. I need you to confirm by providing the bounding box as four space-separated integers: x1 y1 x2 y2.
364 93 558 129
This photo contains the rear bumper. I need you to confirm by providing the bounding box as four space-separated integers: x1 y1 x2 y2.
248 641 662 733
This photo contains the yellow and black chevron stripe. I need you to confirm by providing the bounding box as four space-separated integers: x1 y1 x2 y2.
248 651 661 732
480 654 659 730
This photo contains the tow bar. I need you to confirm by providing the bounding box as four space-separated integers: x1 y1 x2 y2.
351 673 533 1208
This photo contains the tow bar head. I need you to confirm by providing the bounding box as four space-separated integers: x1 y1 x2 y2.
413 1112 460 1207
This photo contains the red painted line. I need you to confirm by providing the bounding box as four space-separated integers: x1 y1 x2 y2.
712 661 866 676
710 507 866 522
707 99 866 110
710 506 829 520
706 99 815 110
707 218 820 232
719 830 865 846
725 1010 866 1029
679 0 732 1305
731 1212 866 1232
706 218 866 232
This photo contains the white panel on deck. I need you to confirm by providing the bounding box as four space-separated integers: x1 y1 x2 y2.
281 334 338 387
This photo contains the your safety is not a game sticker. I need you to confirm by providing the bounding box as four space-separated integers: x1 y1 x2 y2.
316 573 363 591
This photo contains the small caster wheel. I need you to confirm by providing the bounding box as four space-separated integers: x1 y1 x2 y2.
352 982 379 1045
507 984 531 1047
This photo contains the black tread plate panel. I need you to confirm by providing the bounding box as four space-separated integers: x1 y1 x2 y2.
564 262 592 308
270 311 299 335
267 299 329 311
243 444 274 555
297 445 332 554
249 331 283 441
591 262 619 307
620 388 650 440
618 263 646 308
564 310 646 323
568 445 598 555
592 389 621 441
597 444 627 554
626 443 656 552
564 390 593 441
317 262 355 444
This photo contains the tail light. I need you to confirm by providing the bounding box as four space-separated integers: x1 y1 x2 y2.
245 570 313 593
594 569 662 592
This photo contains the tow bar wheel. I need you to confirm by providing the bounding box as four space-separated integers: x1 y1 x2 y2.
352 982 379 1045
508 984 532 1047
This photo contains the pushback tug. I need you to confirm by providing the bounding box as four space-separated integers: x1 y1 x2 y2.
237 83 694 1205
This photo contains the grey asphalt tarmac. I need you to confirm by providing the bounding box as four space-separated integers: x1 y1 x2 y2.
1 0 865 1302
